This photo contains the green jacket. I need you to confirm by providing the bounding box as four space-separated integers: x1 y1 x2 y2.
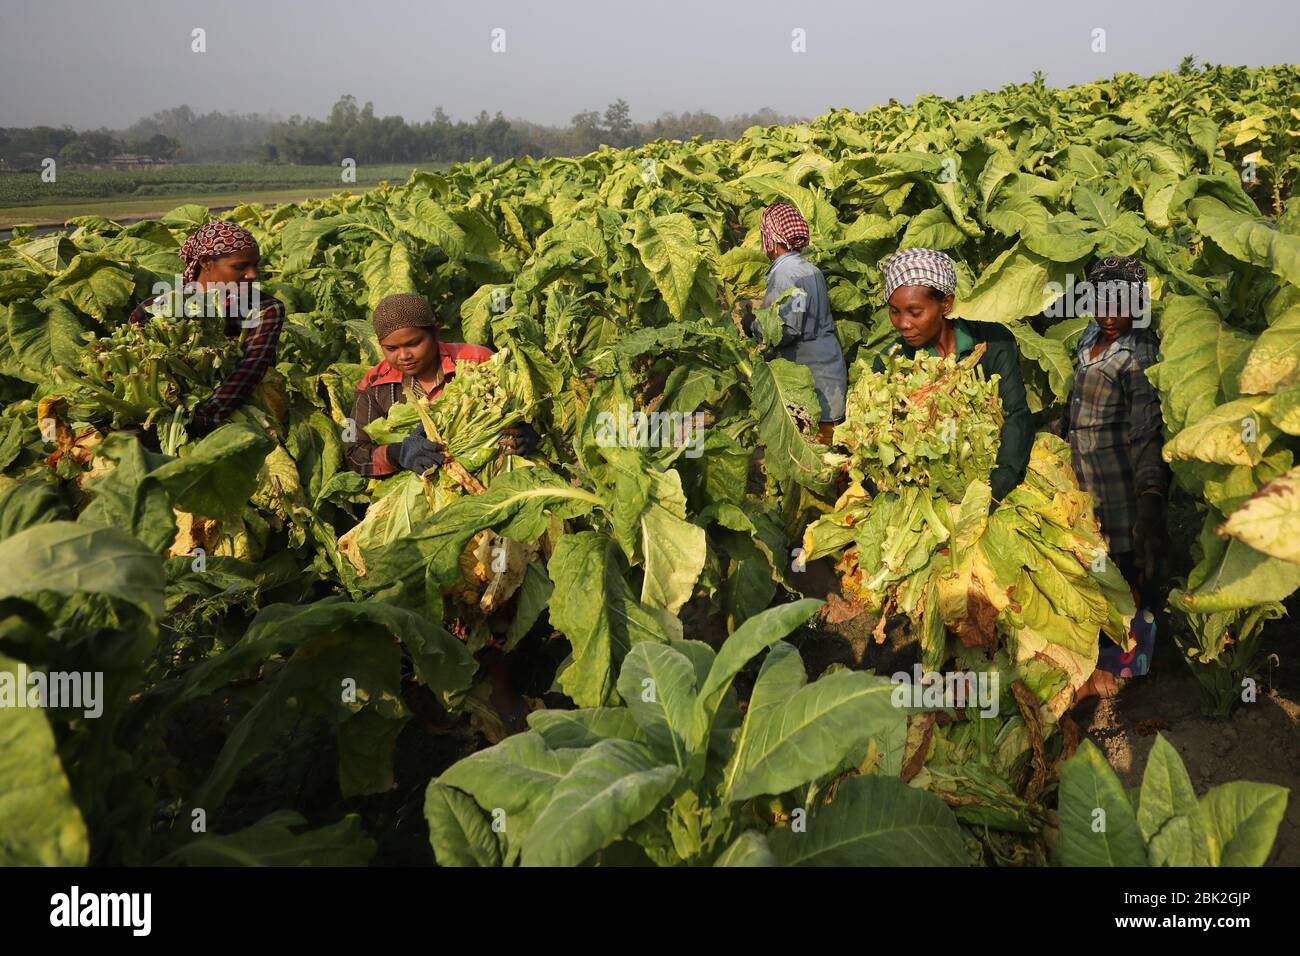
875 318 1033 501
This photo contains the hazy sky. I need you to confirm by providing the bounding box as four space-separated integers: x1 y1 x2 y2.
1 0 1296 129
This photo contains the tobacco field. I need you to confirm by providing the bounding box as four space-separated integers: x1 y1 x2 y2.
0 64 1297 867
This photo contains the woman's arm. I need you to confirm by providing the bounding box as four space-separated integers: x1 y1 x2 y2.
1123 343 1169 497
985 337 1034 501
344 387 398 477
191 301 285 435
1047 389 1072 439
758 268 809 348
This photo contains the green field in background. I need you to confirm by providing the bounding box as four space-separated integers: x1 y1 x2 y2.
0 162 446 210
0 186 387 229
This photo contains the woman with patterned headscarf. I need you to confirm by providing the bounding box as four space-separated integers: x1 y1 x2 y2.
875 247 1033 503
127 219 285 438
1063 256 1168 699
740 203 848 443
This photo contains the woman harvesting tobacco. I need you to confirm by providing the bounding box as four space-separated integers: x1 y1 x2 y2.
873 248 1033 503
1060 256 1168 699
344 293 538 477
124 220 285 439
739 203 848 444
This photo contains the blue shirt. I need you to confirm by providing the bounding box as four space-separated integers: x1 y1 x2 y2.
760 251 848 421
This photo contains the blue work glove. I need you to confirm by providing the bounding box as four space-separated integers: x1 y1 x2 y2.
501 421 540 457
391 423 447 474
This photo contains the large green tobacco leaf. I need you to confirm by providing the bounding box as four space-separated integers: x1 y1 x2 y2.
1238 303 1300 395
424 784 503 867
713 829 778 866
389 197 468 258
1175 447 1294 515
898 207 966 250
986 192 1051 239
361 239 416 310
0 520 164 619
1263 383 1300 435
1199 781 1290 867
0 654 90 866
723 646 902 803
583 432 650 559
616 642 700 767
521 738 680 867
193 630 411 807
1058 740 1148 866
1137 735 1210 867
278 215 346 272
505 560 552 650
1010 323 1073 403
527 707 648 749
387 467 596 590
1217 465 1300 563
1022 217 1098 262
6 298 85 381
638 468 706 615
340 473 431 577
627 212 705 321
960 244 1076 326
287 410 345 504
168 811 376 866
43 254 134 321
79 426 274 549
6 234 76 274
767 775 967 866
719 247 771 297
1173 533 1300 613
1162 397 1276 466
689 598 822 753
181 597 472 712
1146 296 1252 434
548 531 675 707
78 433 178 552
1190 195 1300 288
750 358 831 494
0 476 71 541
436 733 578 862
149 423 276 523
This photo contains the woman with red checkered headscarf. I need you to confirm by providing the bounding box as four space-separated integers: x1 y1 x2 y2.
127 220 286 440
741 203 847 444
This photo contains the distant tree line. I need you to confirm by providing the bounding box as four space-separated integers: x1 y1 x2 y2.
0 127 181 170
258 95 804 164
0 96 805 170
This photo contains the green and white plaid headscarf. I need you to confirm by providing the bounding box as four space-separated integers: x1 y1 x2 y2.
880 248 957 301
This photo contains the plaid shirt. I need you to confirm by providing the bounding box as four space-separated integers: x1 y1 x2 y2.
1066 321 1168 553
345 341 494 477
128 292 285 434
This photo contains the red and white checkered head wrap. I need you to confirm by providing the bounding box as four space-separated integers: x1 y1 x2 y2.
760 203 810 250
179 220 259 284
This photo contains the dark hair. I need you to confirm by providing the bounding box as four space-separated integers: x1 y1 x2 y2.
926 286 951 303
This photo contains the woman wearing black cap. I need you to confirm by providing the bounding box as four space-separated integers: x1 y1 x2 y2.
344 293 538 477
1064 257 1168 700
